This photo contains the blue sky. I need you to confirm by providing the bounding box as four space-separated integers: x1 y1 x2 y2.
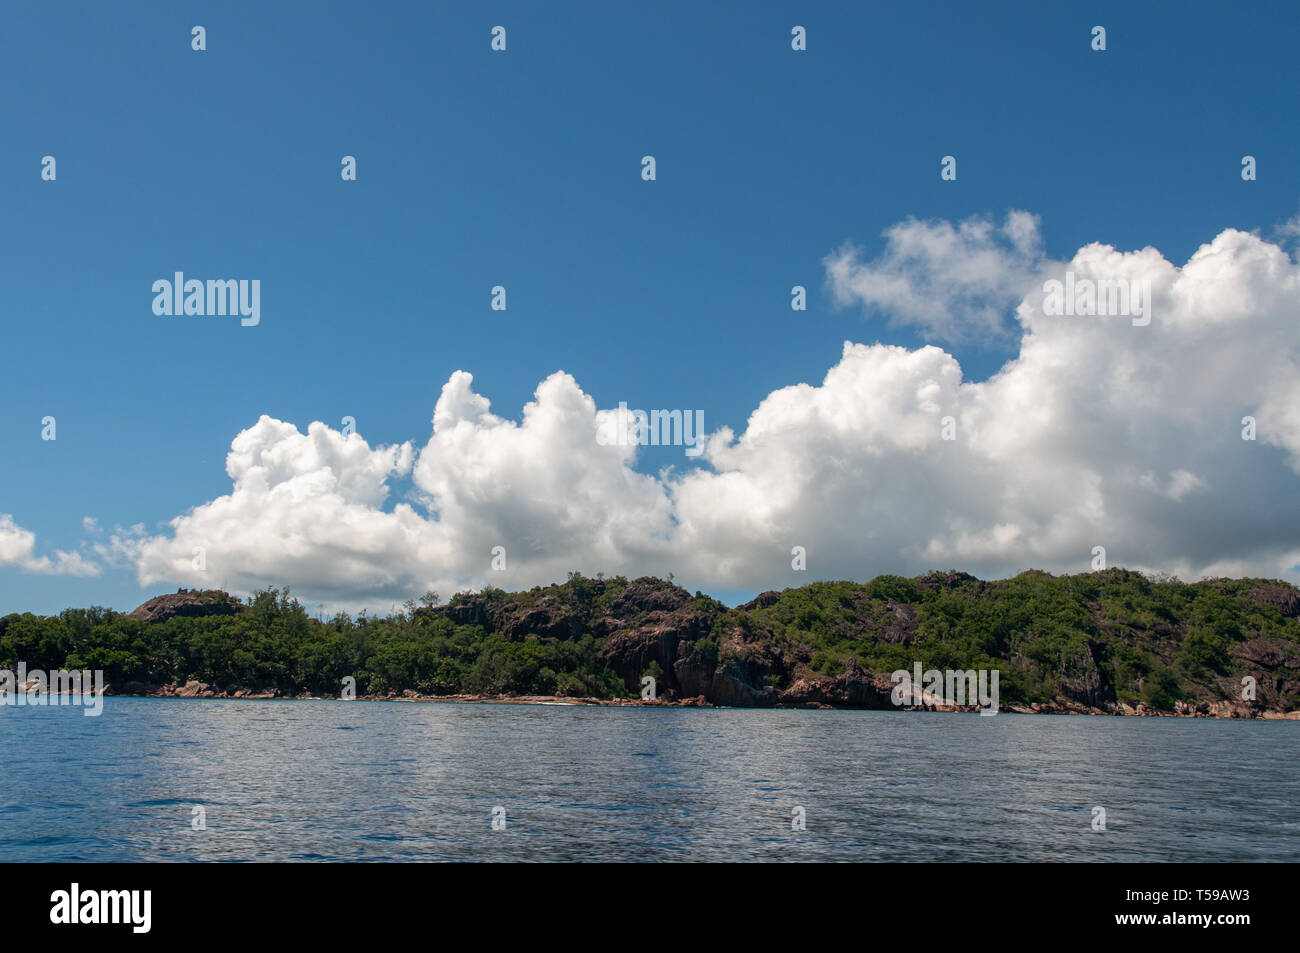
3 0 1299 615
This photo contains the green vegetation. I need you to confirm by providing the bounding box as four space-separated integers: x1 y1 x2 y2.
1 569 1297 711
0 585 625 699
731 570 1300 710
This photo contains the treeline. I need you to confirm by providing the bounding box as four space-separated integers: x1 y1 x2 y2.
1 569 1298 711
0 586 626 698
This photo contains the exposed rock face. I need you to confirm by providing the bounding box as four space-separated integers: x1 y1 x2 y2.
780 663 895 708
737 591 782 611
128 590 243 624
857 600 919 645
501 601 585 641
602 618 699 694
440 600 492 629
599 580 710 698
1230 638 1300 703
1233 637 1295 668
609 579 691 616
1251 585 1300 618
436 585 594 642
916 569 983 592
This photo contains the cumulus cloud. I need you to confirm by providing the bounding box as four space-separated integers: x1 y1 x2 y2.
116 219 1300 610
0 514 99 577
106 418 420 604
111 371 679 606
826 210 1052 343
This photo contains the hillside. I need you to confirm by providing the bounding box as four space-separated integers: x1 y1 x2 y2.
2 570 1298 716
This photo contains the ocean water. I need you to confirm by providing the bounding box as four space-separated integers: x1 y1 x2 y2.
2 698 1296 862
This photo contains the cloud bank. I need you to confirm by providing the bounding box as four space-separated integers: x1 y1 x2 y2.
101 218 1300 609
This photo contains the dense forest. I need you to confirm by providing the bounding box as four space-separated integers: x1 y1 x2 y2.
2 569 1298 714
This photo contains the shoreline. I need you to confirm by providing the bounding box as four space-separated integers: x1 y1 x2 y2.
13 573 1298 722
86 684 1300 718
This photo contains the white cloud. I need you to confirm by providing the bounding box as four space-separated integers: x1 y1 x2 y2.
826 210 1052 343
109 418 420 604
116 219 1300 610
115 373 679 606
1278 207 1300 243
0 514 100 577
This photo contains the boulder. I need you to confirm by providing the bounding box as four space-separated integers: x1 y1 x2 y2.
128 590 243 625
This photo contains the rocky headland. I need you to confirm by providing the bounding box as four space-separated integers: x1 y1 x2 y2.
7 570 1289 719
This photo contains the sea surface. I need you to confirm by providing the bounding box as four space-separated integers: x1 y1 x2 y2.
3 698 1297 862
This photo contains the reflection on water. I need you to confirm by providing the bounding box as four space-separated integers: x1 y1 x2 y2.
2 698 1296 861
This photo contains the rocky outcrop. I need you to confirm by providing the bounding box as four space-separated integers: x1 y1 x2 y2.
599 581 712 697
1251 585 1300 618
1232 636 1298 668
601 616 700 695
738 590 782 611
780 662 894 708
500 601 585 641
437 585 597 642
915 569 984 592
127 589 244 624
105 679 280 699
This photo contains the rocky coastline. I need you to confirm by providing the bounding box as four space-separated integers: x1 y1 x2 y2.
101 677 1300 718
8 569 1299 720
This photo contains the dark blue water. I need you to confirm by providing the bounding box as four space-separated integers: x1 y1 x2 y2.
3 698 1296 861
